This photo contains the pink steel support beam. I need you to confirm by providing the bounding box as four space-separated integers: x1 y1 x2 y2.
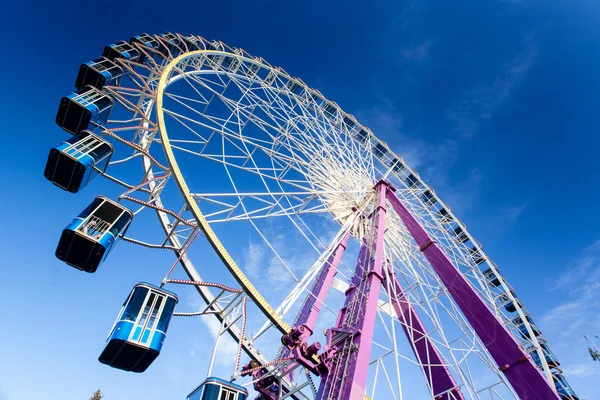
385 187 559 400
254 234 353 399
297 231 351 334
383 266 464 400
317 182 389 400
280 231 351 382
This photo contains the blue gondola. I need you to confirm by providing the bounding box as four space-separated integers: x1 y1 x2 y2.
357 129 368 143
159 32 183 56
44 130 113 193
103 40 143 63
437 207 453 223
56 86 113 134
499 291 522 313
469 246 485 264
222 55 237 69
130 33 159 49
374 143 387 158
343 116 356 129
181 34 203 51
187 377 248 400
553 373 578 399
99 283 178 372
422 190 437 206
286 80 302 95
483 267 501 286
130 33 165 59
406 173 420 188
454 226 469 243
390 157 404 173
324 103 337 118
75 57 124 90
512 315 541 338
55 196 133 272
530 343 560 368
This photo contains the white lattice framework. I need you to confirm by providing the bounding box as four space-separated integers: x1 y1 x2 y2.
78 33 573 399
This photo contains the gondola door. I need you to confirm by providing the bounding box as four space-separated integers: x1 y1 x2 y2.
129 290 165 346
219 387 237 400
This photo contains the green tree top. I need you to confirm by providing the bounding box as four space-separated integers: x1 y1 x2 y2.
89 390 104 400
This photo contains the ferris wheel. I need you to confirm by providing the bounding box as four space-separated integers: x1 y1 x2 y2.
44 32 580 400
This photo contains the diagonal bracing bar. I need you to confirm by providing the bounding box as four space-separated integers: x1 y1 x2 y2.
385 187 559 400
317 182 389 400
383 266 464 400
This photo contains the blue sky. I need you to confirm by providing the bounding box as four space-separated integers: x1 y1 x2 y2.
1 0 599 399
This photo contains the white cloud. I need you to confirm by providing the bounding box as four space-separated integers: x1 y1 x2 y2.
400 39 433 62
540 241 600 399
477 199 535 237
243 241 265 279
200 314 240 366
447 36 539 138
584 239 600 253
540 300 585 327
563 363 600 379
356 97 492 217
356 97 458 173
546 255 595 291
184 291 240 368
503 199 533 223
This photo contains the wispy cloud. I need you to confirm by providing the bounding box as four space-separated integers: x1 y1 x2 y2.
548 255 595 292
400 39 433 62
502 199 533 223
538 241 600 398
184 291 240 367
243 241 266 279
437 166 487 215
545 245 597 291
199 313 240 365
565 363 600 379
481 199 535 235
356 97 458 173
356 97 491 216
584 239 600 253
542 254 600 329
447 36 539 138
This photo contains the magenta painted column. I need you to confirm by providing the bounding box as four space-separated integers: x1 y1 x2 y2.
317 182 389 400
386 188 559 400
297 231 351 333
384 267 464 400
281 231 351 382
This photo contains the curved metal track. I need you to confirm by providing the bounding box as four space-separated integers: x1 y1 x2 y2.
156 50 291 334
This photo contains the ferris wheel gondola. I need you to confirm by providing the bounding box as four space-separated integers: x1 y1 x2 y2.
99 282 178 372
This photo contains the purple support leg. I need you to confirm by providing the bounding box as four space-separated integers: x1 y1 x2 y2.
252 233 351 399
317 182 389 400
281 232 351 380
386 188 559 400
297 231 351 334
384 266 464 400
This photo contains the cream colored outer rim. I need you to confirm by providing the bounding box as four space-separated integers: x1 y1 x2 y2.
156 50 290 334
